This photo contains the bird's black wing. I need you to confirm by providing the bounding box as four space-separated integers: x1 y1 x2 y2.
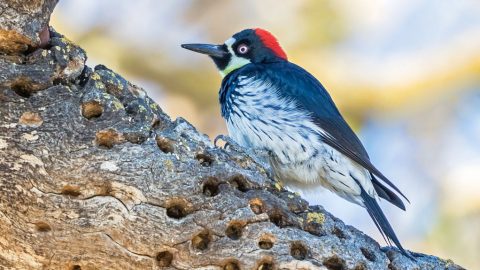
371 173 406 210
260 61 409 205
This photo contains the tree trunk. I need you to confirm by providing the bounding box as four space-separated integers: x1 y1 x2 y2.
0 1 464 269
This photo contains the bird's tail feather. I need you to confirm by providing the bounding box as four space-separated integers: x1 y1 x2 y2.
360 186 415 260
351 174 415 260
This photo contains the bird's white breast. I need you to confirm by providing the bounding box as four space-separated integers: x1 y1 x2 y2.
225 77 323 163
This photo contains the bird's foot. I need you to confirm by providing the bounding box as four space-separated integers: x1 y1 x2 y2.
214 134 274 179
214 134 242 151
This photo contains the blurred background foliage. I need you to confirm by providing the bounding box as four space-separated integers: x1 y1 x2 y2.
52 1 480 268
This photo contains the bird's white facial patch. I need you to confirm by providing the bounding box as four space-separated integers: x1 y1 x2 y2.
220 37 251 77
225 37 236 47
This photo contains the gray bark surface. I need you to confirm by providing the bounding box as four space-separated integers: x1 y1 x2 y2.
0 1 465 269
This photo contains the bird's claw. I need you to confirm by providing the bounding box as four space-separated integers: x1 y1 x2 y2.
214 134 240 151
214 134 274 180
215 135 265 171
213 134 226 148
213 135 221 147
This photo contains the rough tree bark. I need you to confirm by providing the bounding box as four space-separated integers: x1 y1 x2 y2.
0 1 465 270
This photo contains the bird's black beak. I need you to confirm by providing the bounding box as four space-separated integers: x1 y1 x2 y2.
181 43 228 58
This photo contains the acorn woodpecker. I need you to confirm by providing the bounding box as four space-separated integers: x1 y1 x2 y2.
182 28 413 258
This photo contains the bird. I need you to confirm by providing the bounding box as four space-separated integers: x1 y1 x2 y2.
181 28 413 259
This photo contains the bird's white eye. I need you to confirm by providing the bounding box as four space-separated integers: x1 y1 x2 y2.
237 44 249 54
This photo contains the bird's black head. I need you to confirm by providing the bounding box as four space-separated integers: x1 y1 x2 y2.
182 28 288 77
